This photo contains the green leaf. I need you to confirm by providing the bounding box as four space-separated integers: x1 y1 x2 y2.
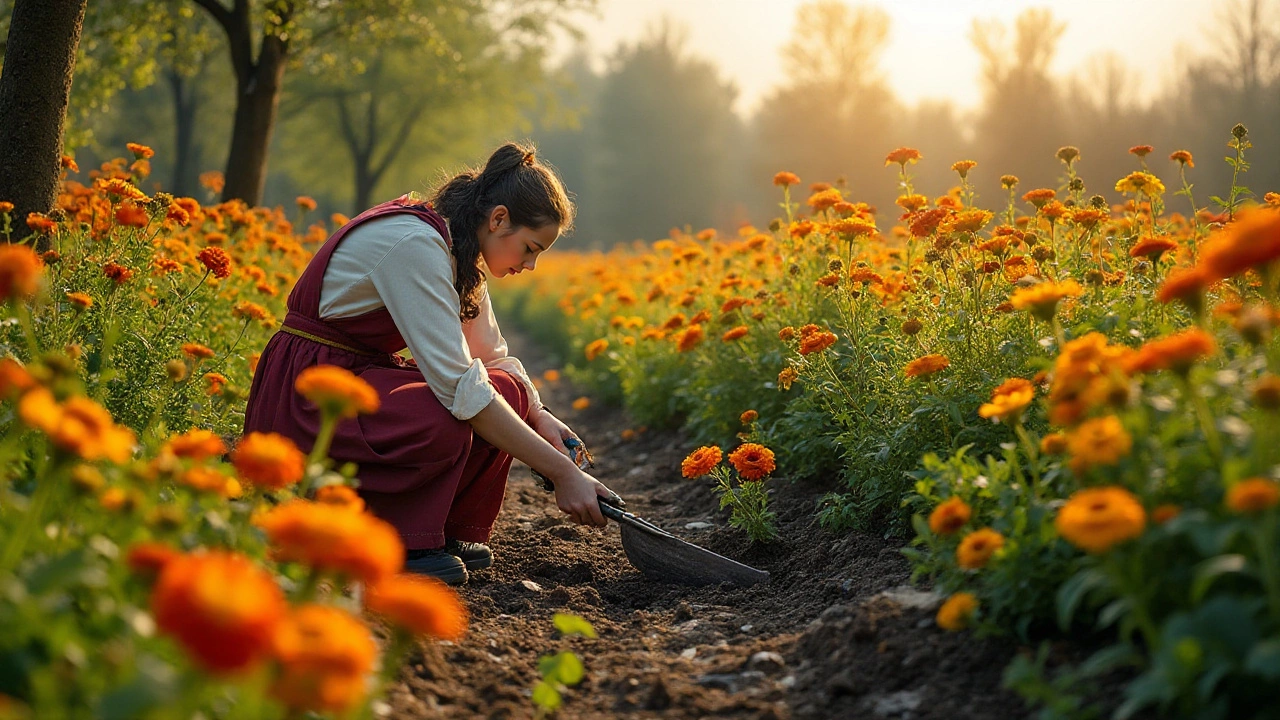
1056 567 1108 631
531 680 561 711
538 651 584 686
1190 554 1250 604
1244 639 1280 679
552 613 597 639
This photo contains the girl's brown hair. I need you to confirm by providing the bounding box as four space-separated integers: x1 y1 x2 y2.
431 141 574 321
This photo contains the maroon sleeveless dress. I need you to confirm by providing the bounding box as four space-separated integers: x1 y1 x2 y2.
243 195 530 550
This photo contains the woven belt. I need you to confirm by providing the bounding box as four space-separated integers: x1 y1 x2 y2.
279 324 379 356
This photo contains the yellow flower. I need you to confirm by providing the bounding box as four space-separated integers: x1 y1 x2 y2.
1067 416 1132 473
1114 171 1166 196
928 497 971 535
956 528 1004 569
1055 487 1146 553
978 378 1034 423
1010 280 1083 322
1225 478 1280 514
295 365 380 418
936 592 978 631
950 160 977 178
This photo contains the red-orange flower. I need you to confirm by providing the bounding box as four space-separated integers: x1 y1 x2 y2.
928 497 971 535
884 147 922 166
722 326 749 342
727 443 776 481
1125 329 1216 376
798 330 837 355
0 244 44 300
772 171 800 187
904 353 950 378
269 604 376 714
365 574 468 640
682 446 723 478
232 432 306 490
164 428 227 461
197 246 232 279
254 500 404 584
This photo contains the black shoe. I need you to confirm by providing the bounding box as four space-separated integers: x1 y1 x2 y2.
404 548 468 585
445 538 493 571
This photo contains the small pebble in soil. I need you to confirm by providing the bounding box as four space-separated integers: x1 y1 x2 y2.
683 521 714 530
520 579 543 592
747 651 786 674
680 647 697 659
739 624 753 632
673 601 694 622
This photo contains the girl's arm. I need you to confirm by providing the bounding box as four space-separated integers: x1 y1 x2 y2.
467 395 612 527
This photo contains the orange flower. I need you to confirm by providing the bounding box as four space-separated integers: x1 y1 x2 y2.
1128 236 1178 260
1125 329 1216 376
904 353 949 379
232 432 306 490
66 291 93 309
19 389 135 463
103 262 134 284
584 338 609 361
181 466 240 497
269 604 377 714
0 244 44 300
884 147 922 166
777 367 798 390
1169 150 1194 167
1055 487 1146 553
197 246 232 279
1056 146 1081 164
1199 208 1280 281
296 365 380 419
203 372 228 395
895 194 928 213
254 500 404 584
681 446 723 478
542 368 561 383
675 324 705 352
909 208 949 237
151 551 286 674
1128 144 1153 157
0 357 36 400
807 188 843 211
950 160 977 178
722 325 749 342
772 171 800 187
572 396 590 410
114 202 149 227
727 443 776 481
126 142 156 159
164 428 227 461
721 297 752 314
315 484 365 511
928 497 970 535
1225 478 1280 514
1067 416 1132 472
182 342 216 360
978 378 1034 422
831 217 877 236
99 178 147 201
956 528 1004 569
125 541 180 578
936 592 978 631
1040 432 1069 454
232 301 272 323
295 196 317 211
365 574 468 640
199 171 225 194
1156 266 1208 312
1010 279 1083 321
739 409 758 424
798 330 837 355
1021 188 1055 208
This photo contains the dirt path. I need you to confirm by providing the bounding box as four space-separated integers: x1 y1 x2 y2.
385 331 1026 720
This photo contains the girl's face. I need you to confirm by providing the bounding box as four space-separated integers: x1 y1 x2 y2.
478 205 559 278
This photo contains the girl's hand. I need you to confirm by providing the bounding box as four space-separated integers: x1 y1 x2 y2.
530 406 573 453
553 467 613 527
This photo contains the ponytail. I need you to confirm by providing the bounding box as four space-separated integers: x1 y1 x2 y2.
431 142 575 321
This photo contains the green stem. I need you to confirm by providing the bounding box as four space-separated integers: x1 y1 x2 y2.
1180 374 1223 467
1013 421 1042 499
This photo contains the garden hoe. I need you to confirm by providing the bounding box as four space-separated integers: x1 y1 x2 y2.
533 438 770 587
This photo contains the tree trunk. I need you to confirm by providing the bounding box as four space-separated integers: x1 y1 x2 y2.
0 0 87 243
221 35 287 206
168 69 199 197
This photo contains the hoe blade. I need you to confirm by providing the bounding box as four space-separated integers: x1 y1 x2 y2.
600 500 769 587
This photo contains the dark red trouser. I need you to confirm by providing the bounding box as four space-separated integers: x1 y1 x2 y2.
353 369 529 550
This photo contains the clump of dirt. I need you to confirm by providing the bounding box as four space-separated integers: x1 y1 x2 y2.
384 334 1043 719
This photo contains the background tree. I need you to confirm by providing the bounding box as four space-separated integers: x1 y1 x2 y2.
0 0 87 241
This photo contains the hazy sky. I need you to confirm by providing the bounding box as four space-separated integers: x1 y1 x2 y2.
554 0 1223 116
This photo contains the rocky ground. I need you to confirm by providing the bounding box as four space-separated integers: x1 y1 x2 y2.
382 332 1049 720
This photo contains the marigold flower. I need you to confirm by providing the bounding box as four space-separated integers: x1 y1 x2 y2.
126 142 155 159
884 147 922 166
269 604 377 714
1040 432 1068 454
728 443 776 481
199 171 225 194
772 171 800 187
232 432 306 490
721 297 751 314
151 551 286 674
295 196 317 211
739 409 758 424
0 244 44 300
1225 478 1280 513
165 359 188 382
1055 487 1146 553
1000 175 1019 189
164 428 227 461
1151 504 1181 524
1056 146 1081 164
572 396 590 410
197 246 232 279
1198 208 1280 281
100 178 147 201
19 389 135 463
928 497 970 535
0 357 36 400
1067 416 1132 472
1169 150 1193 167
1156 266 1208 312
1265 192 1280 206
126 541 180 578
182 342 216 360
254 500 404 584
365 574 468 640
0 201 12 214
908 208 949 237
936 592 978 631
831 217 877 236
1010 279 1083 322
181 466 240 497
807 188 843 211
957 528 1004 569
166 203 191 226
904 353 949 379
1128 144 1153 158
1129 235 1178 260
681 446 723 478
584 338 609 361
1115 171 1165 196
115 202 149 227
542 368 561 383
978 378 1034 423
315 484 365 511
901 319 923 336
65 291 93 310
848 268 883 285
1021 188 1056 208
296 365 380 419
777 367 798 390
1125 329 1215 376
950 160 977 178
103 262 134 285
896 194 928 214
799 330 837 355
675 324 705 352
944 208 993 235
722 325 749 342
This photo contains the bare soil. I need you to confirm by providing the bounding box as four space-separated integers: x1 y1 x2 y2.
384 333 1041 720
